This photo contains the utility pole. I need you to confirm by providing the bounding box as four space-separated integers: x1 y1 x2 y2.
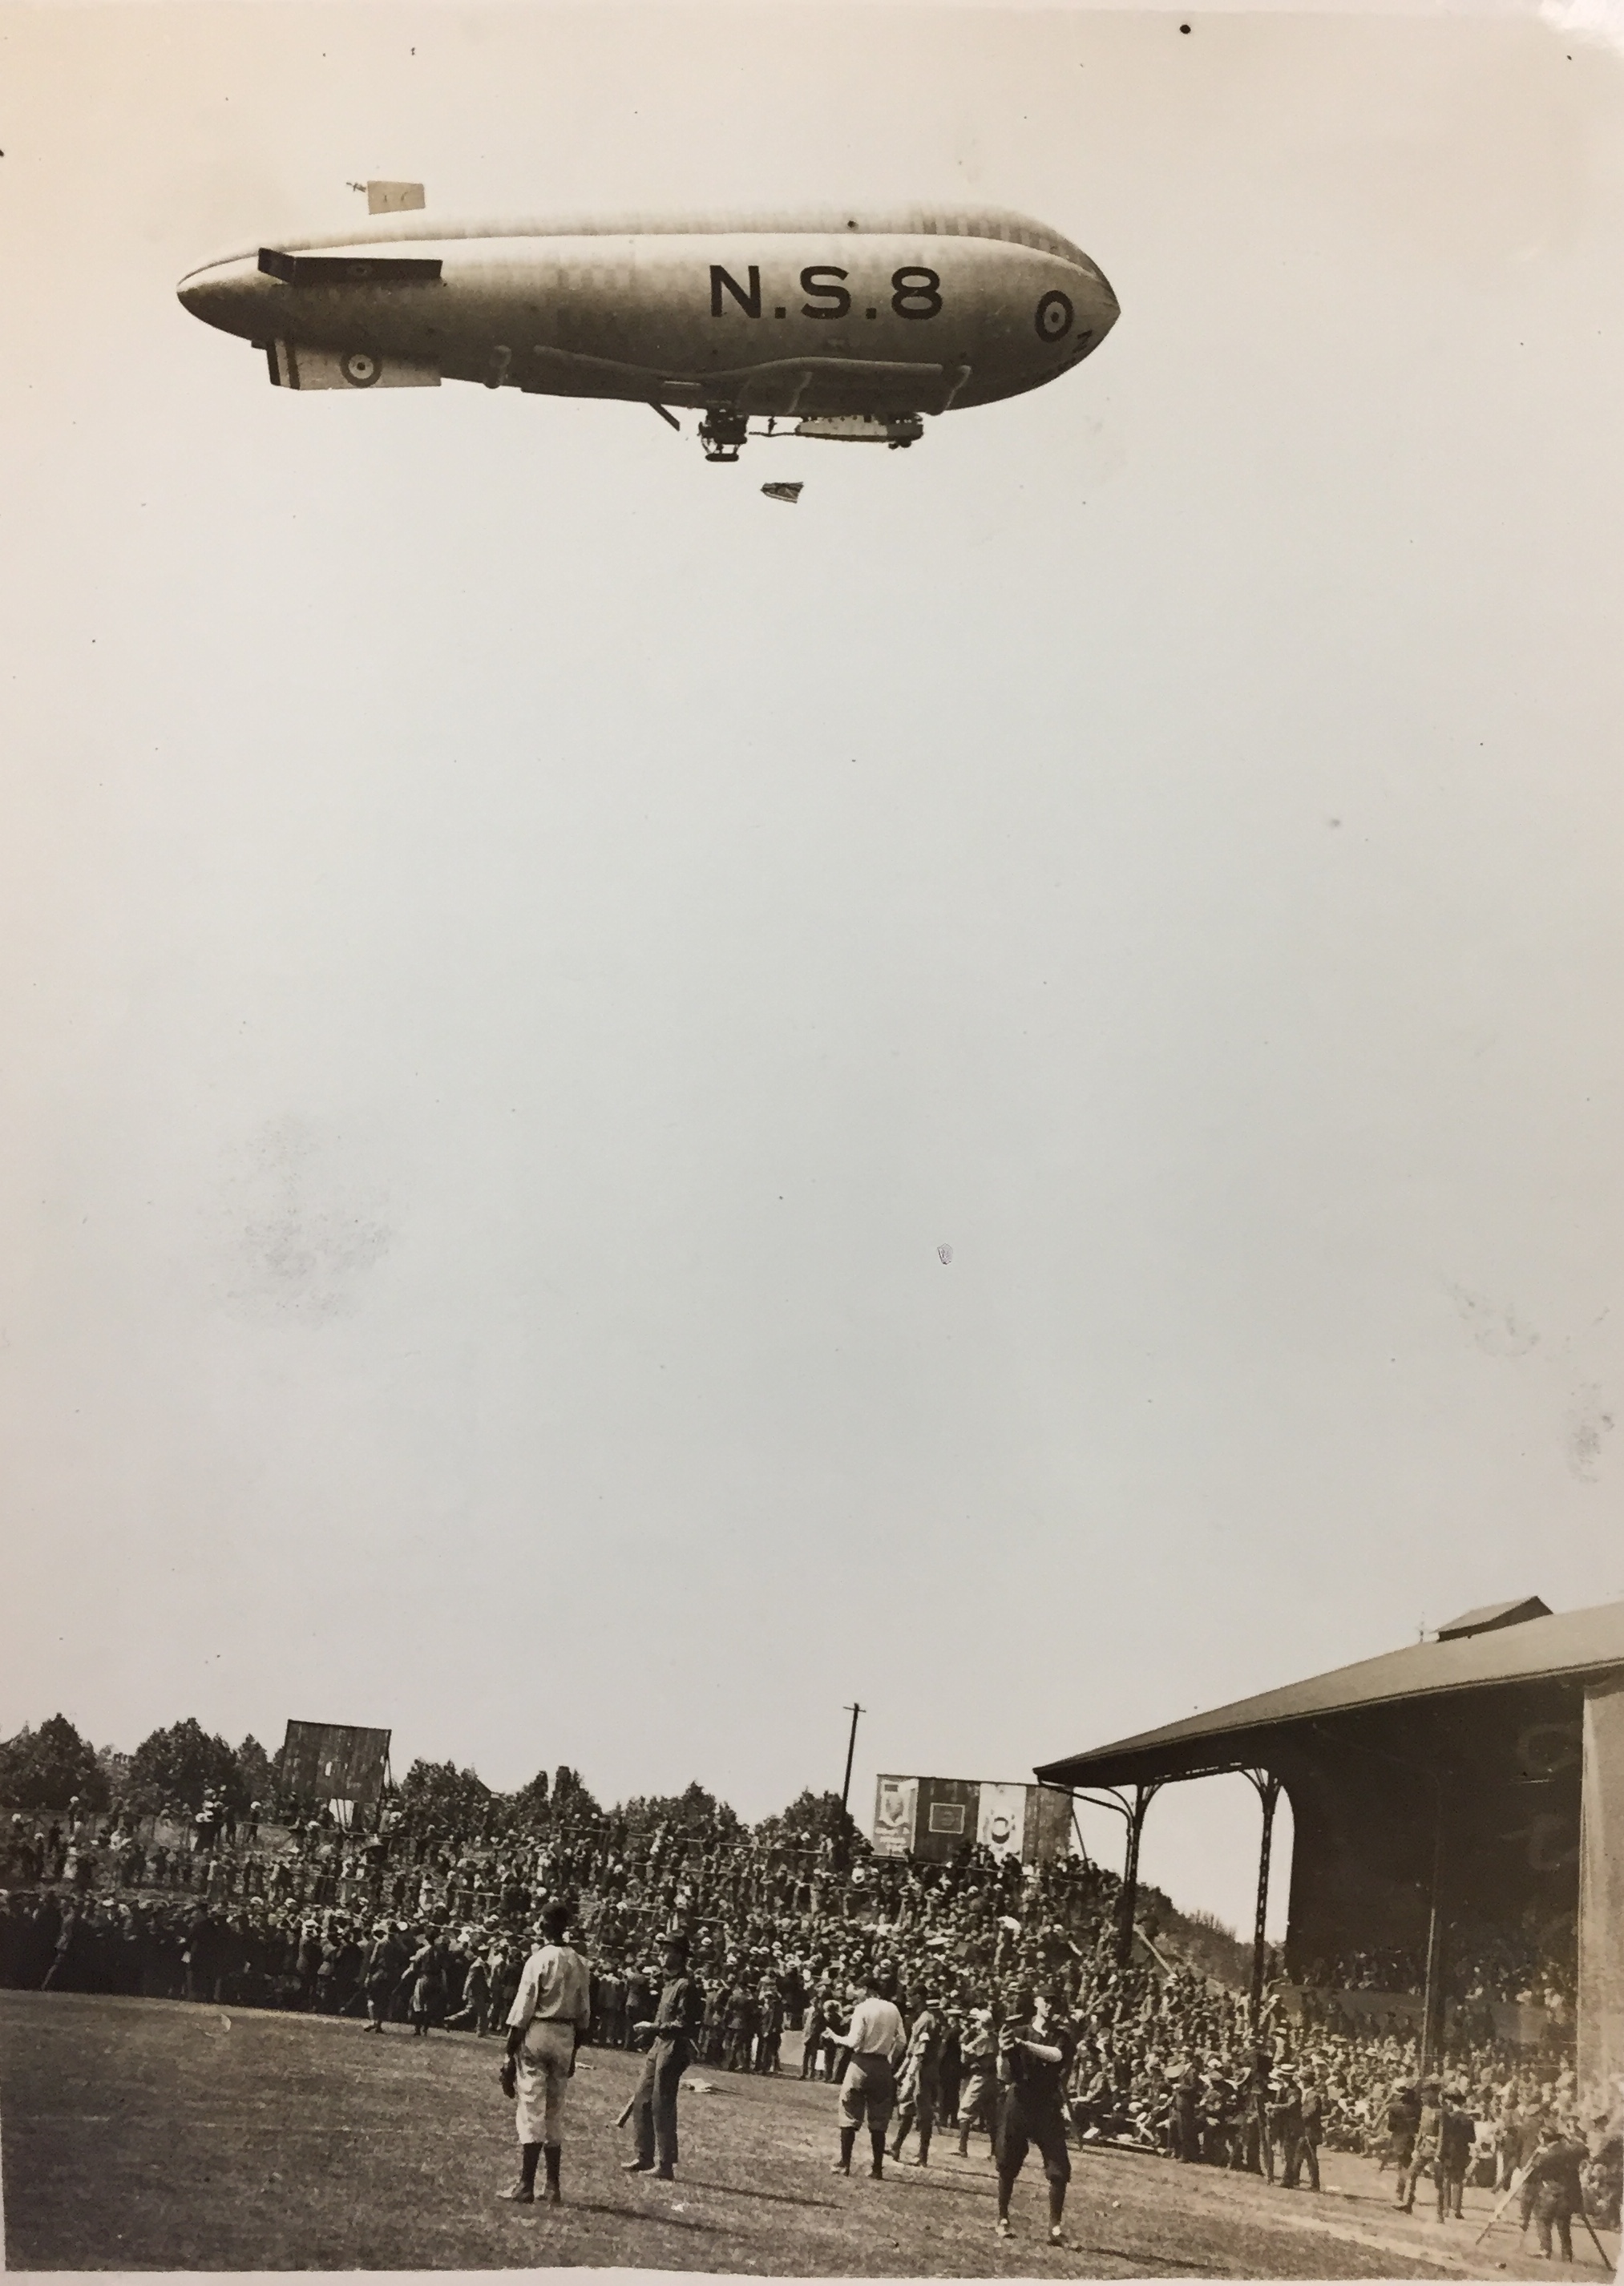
840 1703 864 1815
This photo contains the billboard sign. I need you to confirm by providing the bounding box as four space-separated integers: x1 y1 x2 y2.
280 1721 391 1809
1025 1782 1075 1865
977 1781 1028 1859
914 1774 981 1864
872 1775 919 1858
871 1774 1074 1865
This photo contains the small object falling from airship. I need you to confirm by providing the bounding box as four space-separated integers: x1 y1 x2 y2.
762 482 803 504
938 1244 953 1265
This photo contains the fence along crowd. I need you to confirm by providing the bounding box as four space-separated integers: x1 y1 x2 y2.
2 1782 1620 2238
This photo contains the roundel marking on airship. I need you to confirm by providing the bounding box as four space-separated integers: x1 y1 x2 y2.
341 349 382 387
1035 290 1074 344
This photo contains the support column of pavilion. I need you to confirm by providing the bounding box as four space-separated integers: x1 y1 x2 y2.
1418 1804 1449 2082
1240 1769 1284 2032
1077 1768 1292 1997
1073 1782 1165 1965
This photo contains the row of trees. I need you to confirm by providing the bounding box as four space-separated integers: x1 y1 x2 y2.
0 1716 277 1819
394 1759 854 1856
0 1716 861 1858
392 1756 607 1832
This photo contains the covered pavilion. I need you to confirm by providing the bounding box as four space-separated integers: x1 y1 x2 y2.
1034 1596 1624 2110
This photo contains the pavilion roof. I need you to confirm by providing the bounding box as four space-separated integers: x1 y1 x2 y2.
1034 1597 1624 1790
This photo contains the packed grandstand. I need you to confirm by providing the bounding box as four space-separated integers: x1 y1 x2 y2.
1 1712 1617 2230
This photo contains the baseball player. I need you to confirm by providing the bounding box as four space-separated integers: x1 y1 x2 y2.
889 1989 943 2166
498 1901 592 2207
994 1980 1078 2244
830 1969 907 2180
956 2005 999 2155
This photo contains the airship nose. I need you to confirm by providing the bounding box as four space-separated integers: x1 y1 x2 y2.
177 256 268 341
177 262 220 318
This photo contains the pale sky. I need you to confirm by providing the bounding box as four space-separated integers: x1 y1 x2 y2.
2 1 1622 1941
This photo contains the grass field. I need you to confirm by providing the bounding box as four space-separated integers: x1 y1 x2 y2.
0 1992 1498 2275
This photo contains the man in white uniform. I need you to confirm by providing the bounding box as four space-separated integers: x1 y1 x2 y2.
830 1968 907 2180
498 1900 592 2207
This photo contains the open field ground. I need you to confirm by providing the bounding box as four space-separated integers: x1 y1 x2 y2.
0 1993 1607 2276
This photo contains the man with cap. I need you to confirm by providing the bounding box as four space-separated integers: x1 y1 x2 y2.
755 1971 784 2074
1385 2081 1421 2199
888 1988 943 2166
1434 2086 1476 2220
1293 2067 1325 2192
1271 2070 1314 2191
1235 2042 1276 2182
955 2004 999 2155
595 1957 627 2050
490 1937 524 2034
1201 2058 1238 2167
938 2005 963 2128
830 1967 907 2179
448 1940 492 2034
993 1979 1078 2244
1170 2060 1202 2163
1519 2120 1587 2260
1400 2078 1442 2215
624 1933 705 2182
802 1984 830 2080
498 1900 592 2207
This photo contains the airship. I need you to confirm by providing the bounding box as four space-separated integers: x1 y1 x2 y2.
177 202 1119 461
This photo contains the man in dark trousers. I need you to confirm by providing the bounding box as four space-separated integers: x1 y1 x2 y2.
994 1980 1078 2246
724 1976 757 2072
1272 2071 1319 2191
802 1986 829 2079
938 2008 963 2129
448 1948 491 2034
1519 2122 1587 2260
1435 2087 1476 2220
889 1989 943 2166
1400 2078 1442 2214
624 1935 703 2182
1171 2062 1202 2163
1385 2082 1421 2200
1293 2067 1325 2191
362 1921 404 2032
1235 2043 1275 2181
755 1975 784 2074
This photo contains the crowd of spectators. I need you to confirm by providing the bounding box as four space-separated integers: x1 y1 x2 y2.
1305 1917 1578 2017
3 1787 1614 2229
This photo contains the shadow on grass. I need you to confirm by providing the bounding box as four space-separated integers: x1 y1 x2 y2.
886 2168 995 2199
679 2177 842 2210
554 2201 728 2236
1076 2245 1230 2276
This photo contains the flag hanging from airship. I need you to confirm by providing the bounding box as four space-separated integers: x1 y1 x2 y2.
366 181 426 215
